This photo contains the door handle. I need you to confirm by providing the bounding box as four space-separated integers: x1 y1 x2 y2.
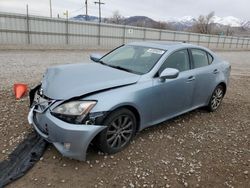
187 76 195 82
213 69 219 74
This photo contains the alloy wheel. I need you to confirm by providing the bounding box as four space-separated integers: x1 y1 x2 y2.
211 87 224 110
106 115 134 149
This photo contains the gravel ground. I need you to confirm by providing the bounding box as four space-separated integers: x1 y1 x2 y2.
0 50 249 188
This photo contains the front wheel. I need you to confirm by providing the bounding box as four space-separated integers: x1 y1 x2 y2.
97 108 137 154
207 85 225 112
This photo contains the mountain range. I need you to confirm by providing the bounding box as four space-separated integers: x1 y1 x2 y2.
72 15 250 30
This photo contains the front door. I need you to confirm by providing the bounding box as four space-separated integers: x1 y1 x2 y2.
151 49 195 124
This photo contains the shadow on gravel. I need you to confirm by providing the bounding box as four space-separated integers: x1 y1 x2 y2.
0 131 48 187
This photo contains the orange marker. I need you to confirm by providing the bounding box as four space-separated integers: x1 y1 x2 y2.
14 83 28 100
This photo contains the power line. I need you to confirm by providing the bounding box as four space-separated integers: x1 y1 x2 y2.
69 7 84 14
94 0 105 23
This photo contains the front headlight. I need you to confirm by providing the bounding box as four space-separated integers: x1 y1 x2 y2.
52 101 96 116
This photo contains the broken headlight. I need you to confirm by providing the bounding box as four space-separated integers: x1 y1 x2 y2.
51 101 96 124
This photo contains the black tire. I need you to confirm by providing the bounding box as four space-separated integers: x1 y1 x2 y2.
207 85 225 112
97 108 137 154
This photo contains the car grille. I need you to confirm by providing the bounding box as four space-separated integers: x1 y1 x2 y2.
32 92 54 136
33 92 54 113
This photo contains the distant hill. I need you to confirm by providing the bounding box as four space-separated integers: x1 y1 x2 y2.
71 15 160 27
123 16 159 27
71 15 99 22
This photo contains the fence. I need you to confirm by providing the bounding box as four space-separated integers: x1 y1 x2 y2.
0 12 250 50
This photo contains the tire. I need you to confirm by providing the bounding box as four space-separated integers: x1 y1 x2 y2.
97 108 137 154
207 85 225 112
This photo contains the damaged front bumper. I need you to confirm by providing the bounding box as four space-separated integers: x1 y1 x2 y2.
27 98 106 161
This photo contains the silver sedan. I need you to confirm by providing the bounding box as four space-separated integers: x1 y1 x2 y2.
28 41 231 160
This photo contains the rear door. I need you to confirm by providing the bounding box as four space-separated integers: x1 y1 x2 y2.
189 48 218 107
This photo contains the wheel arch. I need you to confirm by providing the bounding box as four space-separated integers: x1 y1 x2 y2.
217 82 227 96
108 105 141 133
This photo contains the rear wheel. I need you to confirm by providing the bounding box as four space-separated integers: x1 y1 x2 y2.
207 85 224 112
97 108 136 154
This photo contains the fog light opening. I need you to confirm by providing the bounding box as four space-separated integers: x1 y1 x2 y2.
63 143 71 150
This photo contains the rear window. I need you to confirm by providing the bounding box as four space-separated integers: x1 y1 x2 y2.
191 49 209 68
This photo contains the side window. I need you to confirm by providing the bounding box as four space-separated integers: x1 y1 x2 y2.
191 49 209 68
158 49 190 74
207 53 213 64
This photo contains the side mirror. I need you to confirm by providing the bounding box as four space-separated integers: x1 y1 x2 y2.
159 68 179 81
90 53 103 62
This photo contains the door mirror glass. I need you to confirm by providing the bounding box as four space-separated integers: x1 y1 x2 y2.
159 68 179 81
90 54 103 62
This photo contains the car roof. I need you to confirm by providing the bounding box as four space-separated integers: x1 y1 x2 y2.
128 41 203 51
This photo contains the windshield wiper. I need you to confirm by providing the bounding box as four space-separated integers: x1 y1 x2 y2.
97 60 107 65
97 61 139 74
107 65 134 73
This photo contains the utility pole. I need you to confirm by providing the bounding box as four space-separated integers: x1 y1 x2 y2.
94 0 105 23
63 10 69 44
49 0 52 18
85 0 88 21
26 4 30 44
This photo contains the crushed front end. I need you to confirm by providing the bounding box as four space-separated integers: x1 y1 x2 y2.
28 85 107 161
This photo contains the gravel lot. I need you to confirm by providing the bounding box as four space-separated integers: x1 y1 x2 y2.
0 50 249 188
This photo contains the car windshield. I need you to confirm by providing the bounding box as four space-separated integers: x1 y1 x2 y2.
100 45 166 75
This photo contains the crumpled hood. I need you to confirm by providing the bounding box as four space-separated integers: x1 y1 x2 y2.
41 63 140 100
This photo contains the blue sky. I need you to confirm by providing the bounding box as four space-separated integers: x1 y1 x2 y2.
0 0 249 20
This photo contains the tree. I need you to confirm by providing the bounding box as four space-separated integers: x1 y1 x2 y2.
205 11 215 34
193 11 215 34
109 10 124 24
152 21 170 30
226 26 234 36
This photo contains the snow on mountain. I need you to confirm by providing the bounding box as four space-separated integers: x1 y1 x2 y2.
211 16 242 27
166 16 196 23
178 16 196 23
177 16 196 27
167 15 247 28
165 16 196 29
